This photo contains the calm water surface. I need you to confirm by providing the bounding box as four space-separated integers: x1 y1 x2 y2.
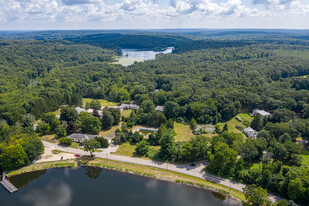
117 47 173 66
1 167 240 206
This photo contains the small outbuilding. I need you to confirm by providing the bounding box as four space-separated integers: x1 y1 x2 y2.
155 106 164 112
244 127 258 139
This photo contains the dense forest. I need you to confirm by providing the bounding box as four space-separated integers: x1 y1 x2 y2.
0 31 308 205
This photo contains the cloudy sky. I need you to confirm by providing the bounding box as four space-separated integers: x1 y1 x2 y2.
0 0 309 30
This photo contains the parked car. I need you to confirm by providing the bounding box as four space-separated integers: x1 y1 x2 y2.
74 154 81 157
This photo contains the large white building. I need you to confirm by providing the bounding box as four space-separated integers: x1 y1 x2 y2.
252 109 271 118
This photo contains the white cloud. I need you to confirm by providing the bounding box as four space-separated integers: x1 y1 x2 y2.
61 0 101 6
21 180 72 206
0 0 309 29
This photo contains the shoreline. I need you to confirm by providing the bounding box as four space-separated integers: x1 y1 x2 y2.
7 158 244 205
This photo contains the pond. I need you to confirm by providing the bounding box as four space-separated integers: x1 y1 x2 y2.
115 47 173 66
1 167 240 206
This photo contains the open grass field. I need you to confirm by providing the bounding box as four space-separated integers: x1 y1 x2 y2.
174 122 195 142
40 134 58 143
82 98 118 107
112 142 160 160
302 155 309 166
99 124 120 137
53 108 61 115
217 113 253 136
70 142 80 149
121 109 133 118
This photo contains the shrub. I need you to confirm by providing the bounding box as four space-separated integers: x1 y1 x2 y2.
59 137 72 146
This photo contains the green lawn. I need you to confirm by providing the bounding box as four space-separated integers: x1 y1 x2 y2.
52 150 63 154
217 113 253 136
41 134 58 143
302 155 309 166
99 124 120 137
82 98 118 107
121 109 133 118
70 142 80 149
112 142 160 160
174 122 195 142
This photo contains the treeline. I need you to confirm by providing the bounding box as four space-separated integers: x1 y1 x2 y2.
0 40 116 124
0 123 44 171
66 33 188 55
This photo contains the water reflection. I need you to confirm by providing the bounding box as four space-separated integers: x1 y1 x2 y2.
117 47 173 66
20 180 72 206
212 191 227 201
10 170 46 189
3 168 240 206
84 166 103 179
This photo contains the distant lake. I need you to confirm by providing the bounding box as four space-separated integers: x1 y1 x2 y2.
1 167 240 206
116 47 173 66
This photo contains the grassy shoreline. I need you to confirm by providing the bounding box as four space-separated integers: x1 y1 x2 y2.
7 157 245 204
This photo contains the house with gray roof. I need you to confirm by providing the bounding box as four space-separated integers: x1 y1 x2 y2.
253 109 271 118
75 107 86 114
244 127 258 139
67 133 97 142
155 106 164 112
67 133 112 144
118 104 139 111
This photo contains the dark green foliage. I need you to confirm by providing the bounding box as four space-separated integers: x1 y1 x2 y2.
59 137 72 146
208 142 238 177
135 140 150 155
251 114 263 131
60 107 78 122
94 137 109 148
0 125 44 171
83 139 100 157
130 131 143 144
140 100 155 113
190 118 197 130
164 101 180 120
243 185 271 206
101 109 114 129
36 122 50 135
159 131 175 161
108 108 121 126
81 116 101 135
85 100 101 110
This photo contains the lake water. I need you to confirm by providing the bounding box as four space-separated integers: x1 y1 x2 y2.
1 167 240 206
116 47 173 66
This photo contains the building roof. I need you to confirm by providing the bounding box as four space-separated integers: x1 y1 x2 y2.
119 104 139 110
75 107 86 114
244 127 256 133
155 106 164 112
67 133 97 140
253 109 271 117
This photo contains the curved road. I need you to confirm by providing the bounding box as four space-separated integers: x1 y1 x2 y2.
42 141 281 203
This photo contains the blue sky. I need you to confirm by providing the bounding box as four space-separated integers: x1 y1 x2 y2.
0 0 309 30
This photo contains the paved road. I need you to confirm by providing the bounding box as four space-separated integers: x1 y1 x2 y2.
42 141 281 202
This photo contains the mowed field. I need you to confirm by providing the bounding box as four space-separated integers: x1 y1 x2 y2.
82 98 118 107
174 122 195 142
217 113 253 137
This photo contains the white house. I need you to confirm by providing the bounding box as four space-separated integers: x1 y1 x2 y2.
75 107 86 114
155 106 164 112
67 133 112 143
244 127 258 139
118 104 139 111
253 109 271 118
